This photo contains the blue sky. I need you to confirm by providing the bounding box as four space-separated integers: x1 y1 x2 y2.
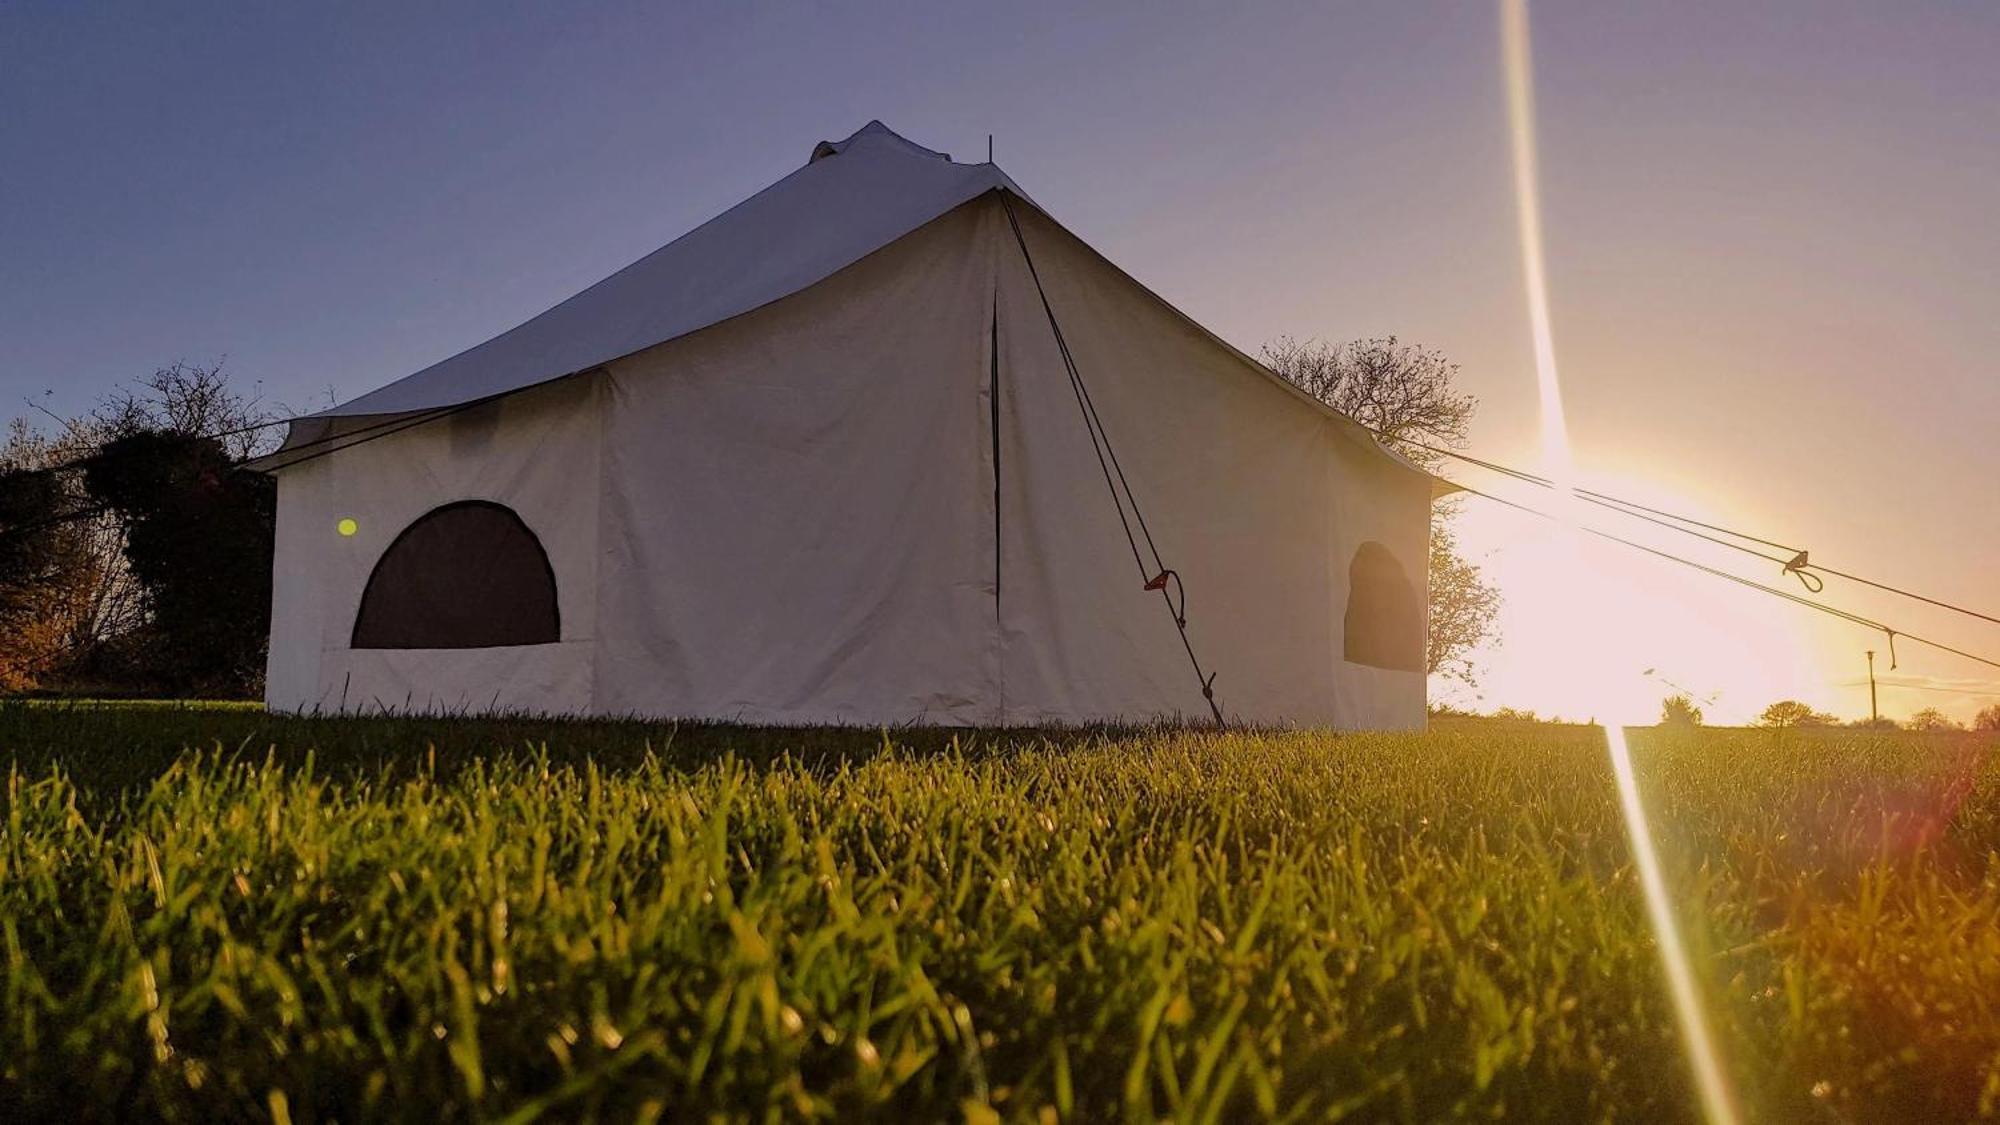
5 1 1996 720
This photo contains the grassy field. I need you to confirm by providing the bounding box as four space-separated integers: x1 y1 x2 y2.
2 705 1996 1121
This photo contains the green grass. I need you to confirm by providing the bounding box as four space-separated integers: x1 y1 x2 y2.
2 705 1996 1121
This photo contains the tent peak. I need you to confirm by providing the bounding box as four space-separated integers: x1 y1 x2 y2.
291 117 1021 422
810 120 952 165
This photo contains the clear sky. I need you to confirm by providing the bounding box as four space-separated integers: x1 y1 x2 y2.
5 2 1995 723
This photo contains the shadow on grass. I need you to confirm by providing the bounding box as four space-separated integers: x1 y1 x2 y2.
0 699 1190 801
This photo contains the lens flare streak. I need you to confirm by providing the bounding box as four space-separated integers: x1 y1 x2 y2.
1603 724 1740 1124
1500 0 1571 483
1500 3 1740 1122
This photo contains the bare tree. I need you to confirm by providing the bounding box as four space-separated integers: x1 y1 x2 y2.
1261 336 1475 464
1975 704 2000 732
95 361 282 460
1262 336 1499 686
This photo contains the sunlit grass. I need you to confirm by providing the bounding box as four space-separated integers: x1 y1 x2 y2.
1 705 1995 1120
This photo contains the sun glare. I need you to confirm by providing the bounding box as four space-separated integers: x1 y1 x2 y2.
1452 496 1820 725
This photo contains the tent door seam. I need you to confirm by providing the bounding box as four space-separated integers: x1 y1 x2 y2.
989 281 1005 724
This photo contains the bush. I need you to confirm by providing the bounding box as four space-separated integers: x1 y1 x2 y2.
1660 693 1703 727
1757 700 1838 729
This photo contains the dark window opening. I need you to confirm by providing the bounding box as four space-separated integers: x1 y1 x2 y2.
352 500 559 649
1343 540 1422 672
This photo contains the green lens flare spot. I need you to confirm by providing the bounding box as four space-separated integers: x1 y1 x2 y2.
337 518 359 537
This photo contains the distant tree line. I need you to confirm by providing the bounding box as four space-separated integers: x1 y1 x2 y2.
1750 699 1995 732
1654 694 1997 731
0 364 278 697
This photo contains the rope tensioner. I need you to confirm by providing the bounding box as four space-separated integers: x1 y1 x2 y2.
1782 550 1825 593
1144 569 1188 627
1000 193 1225 727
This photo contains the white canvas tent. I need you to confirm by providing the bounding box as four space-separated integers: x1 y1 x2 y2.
256 121 1441 728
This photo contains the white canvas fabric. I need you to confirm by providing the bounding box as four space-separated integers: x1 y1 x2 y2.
263 123 1436 728
311 122 1023 419
992 202 1431 727
588 201 1000 723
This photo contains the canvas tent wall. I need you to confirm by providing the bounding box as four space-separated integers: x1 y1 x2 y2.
259 122 1437 728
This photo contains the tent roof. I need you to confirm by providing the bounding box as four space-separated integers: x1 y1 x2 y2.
296 120 1447 493
317 121 1025 418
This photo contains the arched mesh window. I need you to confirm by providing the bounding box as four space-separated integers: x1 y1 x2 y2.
1343 541 1422 672
352 501 559 649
